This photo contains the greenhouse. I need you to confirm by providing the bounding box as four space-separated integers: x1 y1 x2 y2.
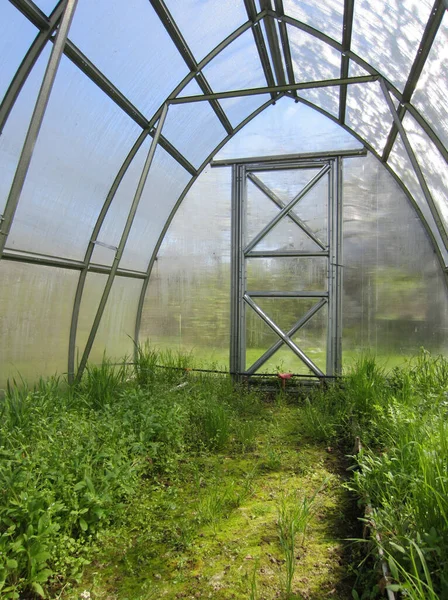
1 0 448 599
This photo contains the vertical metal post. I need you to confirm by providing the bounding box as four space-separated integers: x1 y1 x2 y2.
74 104 169 382
326 159 342 375
0 0 78 255
230 165 246 380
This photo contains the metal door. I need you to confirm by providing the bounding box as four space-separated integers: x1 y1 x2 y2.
229 156 342 379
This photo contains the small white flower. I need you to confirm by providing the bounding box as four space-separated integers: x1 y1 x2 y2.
80 591 91 600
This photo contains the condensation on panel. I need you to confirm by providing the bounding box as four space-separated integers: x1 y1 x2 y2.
69 0 188 119
91 136 152 267
352 0 433 92
346 78 394 155
0 261 78 387
164 0 248 62
403 113 448 232
162 98 227 169
0 45 50 215
245 298 327 375
287 26 341 84
246 257 328 292
139 166 232 367
75 273 142 365
283 0 344 43
342 153 448 365
6 55 141 260
202 28 268 93
298 88 340 119
119 146 192 272
0 2 37 103
215 97 362 160
412 16 448 151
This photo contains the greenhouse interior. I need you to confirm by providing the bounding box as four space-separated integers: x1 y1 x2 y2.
1 0 448 599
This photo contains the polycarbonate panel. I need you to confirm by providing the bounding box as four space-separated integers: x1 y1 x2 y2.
0 261 78 386
202 28 268 92
69 0 188 119
216 97 362 160
343 153 448 365
247 257 328 292
164 0 248 62
6 55 141 260
0 3 38 103
162 98 227 168
412 16 448 150
246 299 327 375
219 94 271 129
139 166 231 367
0 45 50 215
346 78 394 155
119 146 192 272
91 136 152 267
403 113 448 231
287 26 341 84
76 274 142 365
298 88 340 118
352 0 433 92
283 0 344 42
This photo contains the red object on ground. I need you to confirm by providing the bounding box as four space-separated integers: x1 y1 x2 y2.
277 372 292 390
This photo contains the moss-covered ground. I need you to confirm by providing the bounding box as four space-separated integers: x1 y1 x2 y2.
64 400 356 600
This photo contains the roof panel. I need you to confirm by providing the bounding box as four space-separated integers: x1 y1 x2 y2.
202 28 268 92
6 55 141 260
412 15 448 151
287 25 341 83
346 78 394 155
219 94 271 128
69 0 189 119
162 100 228 169
298 87 340 118
164 0 248 62
0 2 38 104
283 0 344 43
352 0 433 92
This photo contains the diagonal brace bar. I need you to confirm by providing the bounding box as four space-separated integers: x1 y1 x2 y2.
74 104 169 382
244 165 330 254
246 298 327 374
247 172 327 250
243 293 324 376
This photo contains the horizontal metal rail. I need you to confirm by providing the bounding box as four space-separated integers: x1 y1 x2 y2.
212 148 367 166
247 290 328 297
246 250 328 257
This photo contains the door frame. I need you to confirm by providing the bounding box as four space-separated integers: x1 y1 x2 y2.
229 154 343 379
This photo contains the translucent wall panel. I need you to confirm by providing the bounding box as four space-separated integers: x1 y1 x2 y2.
164 0 248 62
119 146 192 272
246 298 327 374
0 3 37 103
202 29 268 92
139 166 231 367
343 153 448 366
162 100 227 168
346 77 394 155
247 257 327 292
216 98 362 160
76 274 143 365
283 0 344 43
403 113 448 231
0 261 78 387
69 0 188 119
287 26 341 84
219 95 271 129
0 45 50 214
352 0 433 92
298 88 340 119
5 55 141 260
412 16 448 150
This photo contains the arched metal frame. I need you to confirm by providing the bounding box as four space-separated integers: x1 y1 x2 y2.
1 0 447 381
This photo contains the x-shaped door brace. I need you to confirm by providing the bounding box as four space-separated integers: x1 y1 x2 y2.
244 164 331 377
